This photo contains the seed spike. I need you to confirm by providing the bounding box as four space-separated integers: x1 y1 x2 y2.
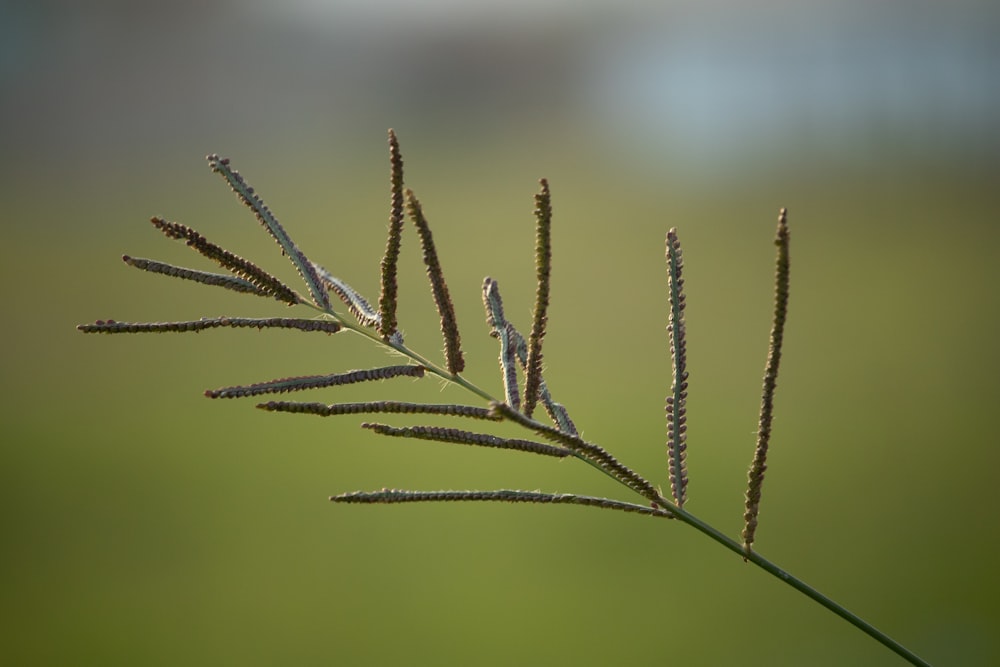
207 155 330 309
360 423 572 459
524 178 552 418
331 489 672 517
482 276 522 410
405 188 464 374
378 129 405 341
122 255 286 300
743 208 791 558
147 217 303 305
205 364 424 399
257 400 501 421
77 317 342 335
665 228 689 508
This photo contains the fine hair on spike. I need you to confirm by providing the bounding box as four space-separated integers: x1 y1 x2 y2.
378 129 405 341
206 155 330 309
665 228 689 508
147 218 303 305
524 178 552 418
405 188 464 374
205 364 424 399
742 208 790 557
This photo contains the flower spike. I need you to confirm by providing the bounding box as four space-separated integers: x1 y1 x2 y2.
743 208 791 557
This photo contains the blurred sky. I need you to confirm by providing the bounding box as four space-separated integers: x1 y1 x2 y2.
2 0 998 181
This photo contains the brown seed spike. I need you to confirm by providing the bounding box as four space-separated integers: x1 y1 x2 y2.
378 129 405 341
147 217 302 305
524 178 552 418
405 188 464 374
76 316 342 335
665 228 689 508
360 423 572 458
742 208 791 558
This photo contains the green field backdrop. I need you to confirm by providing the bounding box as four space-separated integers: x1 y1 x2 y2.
3 3 998 665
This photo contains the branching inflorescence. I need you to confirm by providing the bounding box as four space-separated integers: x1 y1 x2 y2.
77 132 932 667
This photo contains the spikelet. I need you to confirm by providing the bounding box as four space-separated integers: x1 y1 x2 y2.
406 189 464 374
482 277 520 409
331 489 672 517
524 179 552 418
257 401 500 421
77 317 342 335
122 256 283 300
665 228 689 508
742 208 791 557
207 155 330 309
378 129 405 341
482 277 577 434
205 365 424 399
146 217 303 304
360 423 572 459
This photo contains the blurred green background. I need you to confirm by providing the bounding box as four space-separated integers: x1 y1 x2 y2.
3 2 998 665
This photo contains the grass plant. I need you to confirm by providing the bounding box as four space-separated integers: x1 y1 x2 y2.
78 131 932 666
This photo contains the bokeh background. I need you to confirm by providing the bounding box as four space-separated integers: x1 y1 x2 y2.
3 1 998 665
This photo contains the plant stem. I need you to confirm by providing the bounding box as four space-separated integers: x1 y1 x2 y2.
662 502 932 667
306 301 931 667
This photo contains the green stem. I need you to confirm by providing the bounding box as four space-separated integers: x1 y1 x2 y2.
304 301 930 667
662 502 932 667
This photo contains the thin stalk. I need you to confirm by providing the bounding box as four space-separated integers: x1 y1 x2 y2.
655 499 931 667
